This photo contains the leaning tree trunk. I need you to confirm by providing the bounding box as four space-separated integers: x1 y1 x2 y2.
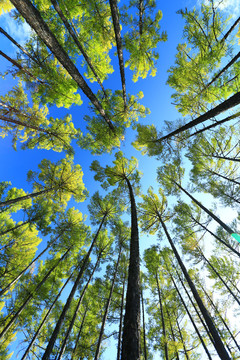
109 0 127 109
159 216 231 360
165 304 180 360
155 274 169 360
0 247 71 339
21 273 73 360
50 0 108 99
176 318 189 360
141 287 147 360
94 245 122 360
117 272 126 360
0 187 54 208
10 0 115 132
42 213 107 360
71 307 88 360
157 91 240 141
169 271 213 360
121 177 141 360
57 248 104 360
0 232 64 296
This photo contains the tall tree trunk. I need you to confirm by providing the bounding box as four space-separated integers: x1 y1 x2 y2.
141 287 147 360
169 271 213 360
220 16 240 44
50 0 108 99
0 219 30 236
198 247 240 306
155 274 169 360
71 307 88 360
0 232 64 296
94 245 122 360
157 91 240 141
198 281 240 353
20 273 73 360
10 0 115 132
42 214 107 360
0 187 54 208
117 272 126 360
189 213 240 258
139 0 143 36
187 110 240 138
57 249 103 360
0 247 71 339
165 304 180 360
172 180 235 237
158 216 231 360
109 0 127 109
121 177 140 360
176 318 189 360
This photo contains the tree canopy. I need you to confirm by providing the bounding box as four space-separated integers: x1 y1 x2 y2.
0 1 240 359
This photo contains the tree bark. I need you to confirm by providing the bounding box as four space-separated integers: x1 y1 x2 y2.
158 91 240 141
94 245 122 360
0 247 71 340
71 307 88 360
121 177 140 360
109 0 127 109
159 216 231 360
141 287 147 360
50 0 108 99
42 214 107 360
117 273 126 360
20 273 73 360
10 0 115 132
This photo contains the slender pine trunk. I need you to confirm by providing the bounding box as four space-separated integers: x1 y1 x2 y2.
121 177 140 360
50 0 108 99
20 273 73 360
176 318 189 360
109 0 127 109
158 91 240 141
57 250 103 360
0 232 63 296
71 307 88 360
42 214 107 360
117 273 126 360
165 305 180 360
0 247 71 339
155 274 169 360
169 271 212 360
10 0 115 132
0 187 54 208
94 245 122 360
0 219 30 236
159 216 231 360
141 287 147 360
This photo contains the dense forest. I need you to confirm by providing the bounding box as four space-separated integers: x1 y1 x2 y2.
0 0 240 359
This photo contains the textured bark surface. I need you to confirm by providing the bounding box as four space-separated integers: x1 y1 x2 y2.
121 177 140 360
10 0 115 132
109 0 127 109
160 218 231 360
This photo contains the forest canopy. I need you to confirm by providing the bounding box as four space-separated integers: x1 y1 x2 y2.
0 0 240 359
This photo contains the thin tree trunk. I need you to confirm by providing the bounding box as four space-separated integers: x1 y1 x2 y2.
117 273 126 360
42 214 107 360
50 0 108 99
157 91 240 142
199 281 240 353
0 219 30 236
109 0 127 109
57 249 103 360
10 0 115 132
220 16 240 44
121 177 140 360
176 318 189 360
172 180 235 237
0 187 54 208
21 273 73 360
189 213 240 258
0 26 36 62
207 168 240 186
139 0 143 36
155 274 169 360
0 114 58 137
199 247 240 306
0 247 71 339
165 305 180 360
94 245 122 360
141 287 147 360
187 111 240 138
169 271 213 360
158 216 231 360
0 232 63 296
71 306 88 360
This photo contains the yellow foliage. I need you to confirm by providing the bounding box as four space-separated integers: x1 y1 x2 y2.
0 0 14 15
